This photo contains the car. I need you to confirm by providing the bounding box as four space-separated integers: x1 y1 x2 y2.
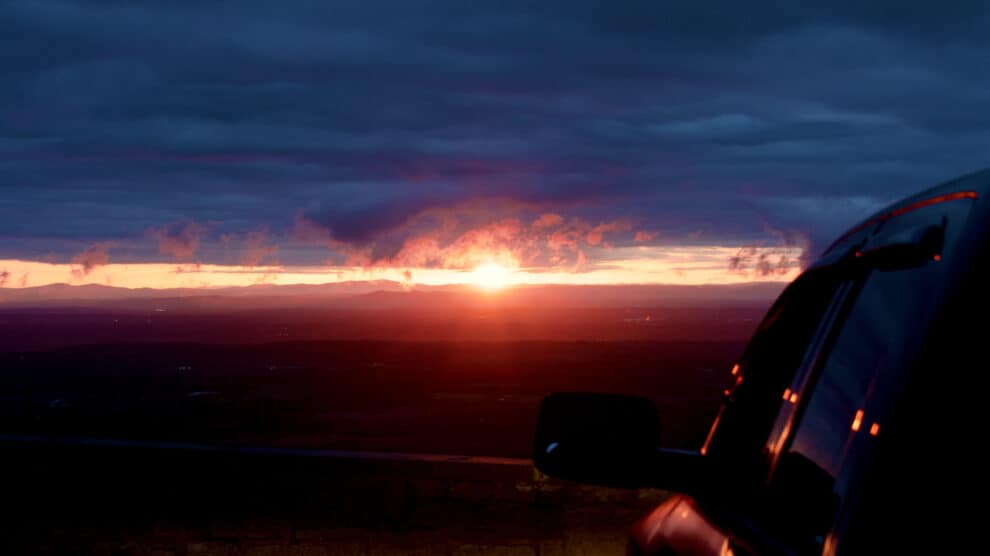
532 169 990 555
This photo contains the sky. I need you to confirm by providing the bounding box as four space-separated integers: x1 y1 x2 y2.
2 1 989 289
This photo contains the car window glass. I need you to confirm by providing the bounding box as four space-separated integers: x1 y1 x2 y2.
764 263 940 552
703 270 843 474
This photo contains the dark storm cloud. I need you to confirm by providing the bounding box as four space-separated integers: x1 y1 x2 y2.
2 0 990 265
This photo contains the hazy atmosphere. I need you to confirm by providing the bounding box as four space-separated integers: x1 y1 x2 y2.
3 2 988 555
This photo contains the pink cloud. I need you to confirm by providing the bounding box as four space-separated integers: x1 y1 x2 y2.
70 242 115 279
547 225 585 253
0 269 9 287
291 213 333 245
574 250 588 272
586 220 632 246
150 221 210 261
532 213 563 229
634 230 658 242
241 230 278 267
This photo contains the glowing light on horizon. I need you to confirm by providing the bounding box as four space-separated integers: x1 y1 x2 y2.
0 244 802 292
470 262 513 290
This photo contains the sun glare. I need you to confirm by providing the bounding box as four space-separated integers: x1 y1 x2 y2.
471 262 512 290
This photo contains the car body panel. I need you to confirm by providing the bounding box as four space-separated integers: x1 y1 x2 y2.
625 168 990 555
631 495 728 556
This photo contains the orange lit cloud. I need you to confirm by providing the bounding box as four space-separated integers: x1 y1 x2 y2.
288 200 812 288
532 213 564 229
295 202 639 273
383 218 526 269
2 202 808 291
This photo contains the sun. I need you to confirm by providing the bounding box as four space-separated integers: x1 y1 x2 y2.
471 262 513 290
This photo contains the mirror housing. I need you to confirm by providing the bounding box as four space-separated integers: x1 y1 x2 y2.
857 223 944 270
533 392 704 490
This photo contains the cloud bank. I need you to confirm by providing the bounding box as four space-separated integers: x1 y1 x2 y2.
2 0 989 280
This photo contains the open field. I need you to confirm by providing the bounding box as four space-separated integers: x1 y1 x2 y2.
0 339 744 456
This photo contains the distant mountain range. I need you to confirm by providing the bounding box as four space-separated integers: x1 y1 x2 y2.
0 281 406 302
0 281 786 310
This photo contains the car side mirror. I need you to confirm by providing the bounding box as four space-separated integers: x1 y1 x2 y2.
857 224 944 270
533 392 661 487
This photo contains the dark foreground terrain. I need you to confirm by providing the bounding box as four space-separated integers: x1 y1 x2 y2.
0 299 760 554
0 340 740 555
0 340 742 455
0 439 670 556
